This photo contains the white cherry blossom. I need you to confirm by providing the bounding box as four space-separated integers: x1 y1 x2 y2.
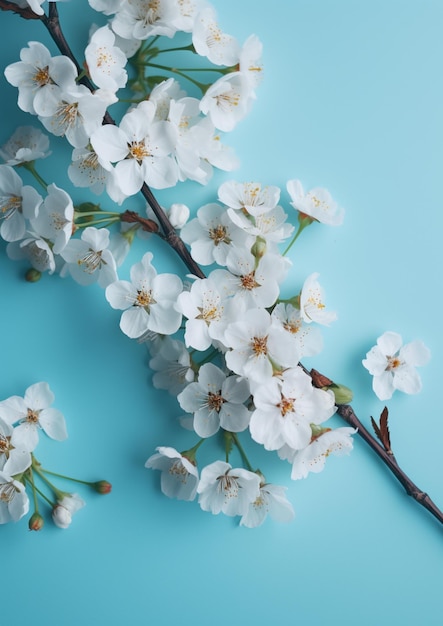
68 145 111 195
0 126 51 165
149 337 195 396
362 331 431 400
0 417 31 476
287 179 345 226
197 460 260 517
239 34 264 91
5 41 77 115
284 427 356 480
249 366 336 451
85 25 128 92
0 471 29 524
240 483 295 528
224 308 300 383
271 303 323 358
106 251 183 338
180 202 252 267
145 446 199 501
0 165 42 242
60 226 118 288
31 184 74 254
200 72 254 132
111 0 183 40
90 100 178 196
0 382 67 452
218 180 280 216
192 6 240 66
177 362 251 437
300 272 337 326
6 231 56 273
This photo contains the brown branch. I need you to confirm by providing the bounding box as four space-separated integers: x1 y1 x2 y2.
0 0 41 19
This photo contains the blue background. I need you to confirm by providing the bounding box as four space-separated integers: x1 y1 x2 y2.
1 1 442 625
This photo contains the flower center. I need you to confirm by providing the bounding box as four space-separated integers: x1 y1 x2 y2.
283 320 301 334
135 288 155 309
55 102 79 131
207 390 225 413
252 335 268 356
95 47 115 71
215 91 240 111
217 472 240 498
209 224 229 245
240 271 260 291
26 408 40 424
277 394 295 417
0 434 11 455
196 303 221 324
33 65 51 87
0 481 16 503
78 249 105 273
386 356 402 371
168 460 190 483
51 212 70 231
128 140 150 162
0 195 22 220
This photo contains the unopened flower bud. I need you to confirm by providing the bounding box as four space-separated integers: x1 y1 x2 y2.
92 480 112 494
28 512 44 531
251 237 267 260
52 504 72 529
330 384 353 405
25 268 41 283
168 203 190 229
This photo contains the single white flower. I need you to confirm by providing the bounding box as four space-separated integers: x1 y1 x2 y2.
145 446 199 501
286 427 356 480
180 202 252 267
68 145 111 195
177 362 251 438
111 0 182 40
219 180 281 217
211 248 289 309
5 41 77 115
6 231 56 273
38 86 110 148
286 179 345 226
52 493 85 529
0 165 42 242
240 483 295 528
149 337 195 396
200 72 254 132
192 6 240 66
60 226 118 288
90 100 178 196
239 34 264 91
300 272 337 326
197 460 261 517
249 367 336 451
0 471 29 524
176 277 227 351
271 303 323 358
227 204 293 249
85 25 128 92
0 126 51 165
0 382 67 452
0 417 31 476
31 183 74 254
362 331 431 400
106 251 183 338
224 308 300 383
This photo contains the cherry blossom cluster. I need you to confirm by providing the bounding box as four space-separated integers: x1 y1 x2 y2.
0 382 111 529
0 0 434 530
5 0 262 204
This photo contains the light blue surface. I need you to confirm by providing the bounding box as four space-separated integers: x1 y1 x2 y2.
1 2 443 625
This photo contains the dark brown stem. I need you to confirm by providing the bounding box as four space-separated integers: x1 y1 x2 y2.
337 405 443 526
0 0 40 19
12 0 443 529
